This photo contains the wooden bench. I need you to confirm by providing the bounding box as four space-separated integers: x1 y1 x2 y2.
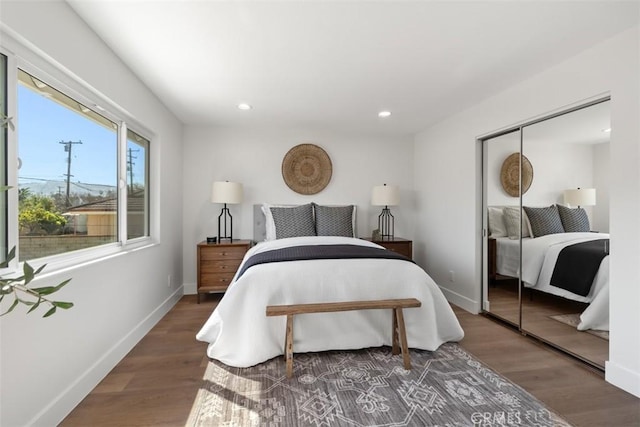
265 298 422 378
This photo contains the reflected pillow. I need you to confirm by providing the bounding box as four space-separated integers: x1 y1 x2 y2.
313 203 356 237
523 205 565 237
502 206 531 240
488 206 508 238
269 204 316 239
557 204 590 232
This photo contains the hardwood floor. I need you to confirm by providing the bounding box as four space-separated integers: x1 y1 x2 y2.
488 279 609 367
62 295 640 426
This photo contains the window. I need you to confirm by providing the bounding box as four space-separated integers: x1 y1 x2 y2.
17 70 119 261
0 56 153 266
126 129 149 239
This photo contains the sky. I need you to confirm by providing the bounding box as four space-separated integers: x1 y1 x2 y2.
17 84 145 190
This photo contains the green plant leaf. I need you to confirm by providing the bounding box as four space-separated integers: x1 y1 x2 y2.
53 301 73 309
34 263 47 275
18 298 35 306
43 306 57 317
23 262 35 285
32 286 56 296
0 246 16 268
53 278 72 291
1 299 19 316
27 298 41 313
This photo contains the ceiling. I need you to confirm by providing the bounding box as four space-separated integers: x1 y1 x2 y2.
67 1 638 138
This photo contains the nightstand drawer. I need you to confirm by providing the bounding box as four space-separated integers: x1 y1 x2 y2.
361 237 413 260
200 259 242 274
199 246 246 260
197 240 252 302
380 242 412 258
200 272 235 288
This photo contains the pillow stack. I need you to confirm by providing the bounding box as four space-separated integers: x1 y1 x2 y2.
523 204 591 237
262 203 356 241
489 204 590 239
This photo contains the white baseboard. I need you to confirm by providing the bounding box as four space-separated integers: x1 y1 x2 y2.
183 281 197 295
29 287 184 426
605 360 640 398
439 285 481 314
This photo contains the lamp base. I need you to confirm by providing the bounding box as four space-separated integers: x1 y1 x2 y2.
378 206 394 240
217 204 233 243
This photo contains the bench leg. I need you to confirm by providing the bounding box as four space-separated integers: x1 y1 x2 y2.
395 307 411 370
392 309 399 355
285 314 294 378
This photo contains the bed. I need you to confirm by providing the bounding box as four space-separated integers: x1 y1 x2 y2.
196 203 464 368
489 204 609 331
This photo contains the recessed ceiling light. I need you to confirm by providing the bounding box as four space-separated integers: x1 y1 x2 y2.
378 111 391 118
238 103 252 110
602 128 611 133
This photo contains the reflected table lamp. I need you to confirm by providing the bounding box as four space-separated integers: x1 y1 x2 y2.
371 184 400 240
564 188 596 208
211 181 243 242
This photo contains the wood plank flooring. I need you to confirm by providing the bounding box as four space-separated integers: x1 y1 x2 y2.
62 295 639 426
488 279 608 367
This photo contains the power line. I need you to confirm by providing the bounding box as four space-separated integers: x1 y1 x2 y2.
59 140 82 207
127 147 139 195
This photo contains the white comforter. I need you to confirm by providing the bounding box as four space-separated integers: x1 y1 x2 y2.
196 236 464 367
496 233 609 331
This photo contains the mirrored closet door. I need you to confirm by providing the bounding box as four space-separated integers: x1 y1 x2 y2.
483 99 610 369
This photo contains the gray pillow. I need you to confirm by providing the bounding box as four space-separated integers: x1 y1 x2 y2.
557 204 590 232
270 204 316 239
313 203 355 237
523 205 565 237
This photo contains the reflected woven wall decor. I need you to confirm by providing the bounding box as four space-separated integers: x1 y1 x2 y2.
282 143 332 195
500 152 533 197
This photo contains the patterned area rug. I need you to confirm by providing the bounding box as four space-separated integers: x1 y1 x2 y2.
549 313 609 340
188 343 571 426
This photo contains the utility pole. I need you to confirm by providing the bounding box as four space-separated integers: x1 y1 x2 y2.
59 140 82 208
127 147 139 195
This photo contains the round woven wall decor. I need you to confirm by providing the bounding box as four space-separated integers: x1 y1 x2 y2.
282 143 332 195
500 153 533 197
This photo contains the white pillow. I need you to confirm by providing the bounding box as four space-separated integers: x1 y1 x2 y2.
488 206 508 238
502 206 532 239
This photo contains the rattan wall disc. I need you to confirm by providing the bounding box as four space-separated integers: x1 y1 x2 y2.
500 153 533 197
282 144 332 195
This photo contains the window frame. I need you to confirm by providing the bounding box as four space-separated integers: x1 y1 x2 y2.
0 33 155 276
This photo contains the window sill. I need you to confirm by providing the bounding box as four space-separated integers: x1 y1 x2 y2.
7 237 157 282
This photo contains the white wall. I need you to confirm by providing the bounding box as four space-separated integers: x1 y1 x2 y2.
414 26 640 397
486 134 605 228
182 127 414 292
0 2 184 426
593 142 610 233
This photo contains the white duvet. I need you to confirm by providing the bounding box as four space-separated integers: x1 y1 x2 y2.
196 236 464 368
496 232 609 331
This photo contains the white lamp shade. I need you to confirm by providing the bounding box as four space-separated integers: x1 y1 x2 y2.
564 188 596 207
211 181 243 204
371 184 400 206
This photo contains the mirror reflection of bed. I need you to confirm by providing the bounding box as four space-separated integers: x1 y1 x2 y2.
483 99 610 369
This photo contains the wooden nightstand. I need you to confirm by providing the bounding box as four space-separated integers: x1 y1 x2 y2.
363 237 413 259
197 239 251 303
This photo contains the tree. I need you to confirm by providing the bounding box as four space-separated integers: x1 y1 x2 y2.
18 194 67 235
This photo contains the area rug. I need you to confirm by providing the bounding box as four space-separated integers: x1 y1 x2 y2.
549 313 609 340
187 343 571 426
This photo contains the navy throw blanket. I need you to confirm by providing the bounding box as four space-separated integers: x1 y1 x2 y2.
550 239 609 297
237 244 413 279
